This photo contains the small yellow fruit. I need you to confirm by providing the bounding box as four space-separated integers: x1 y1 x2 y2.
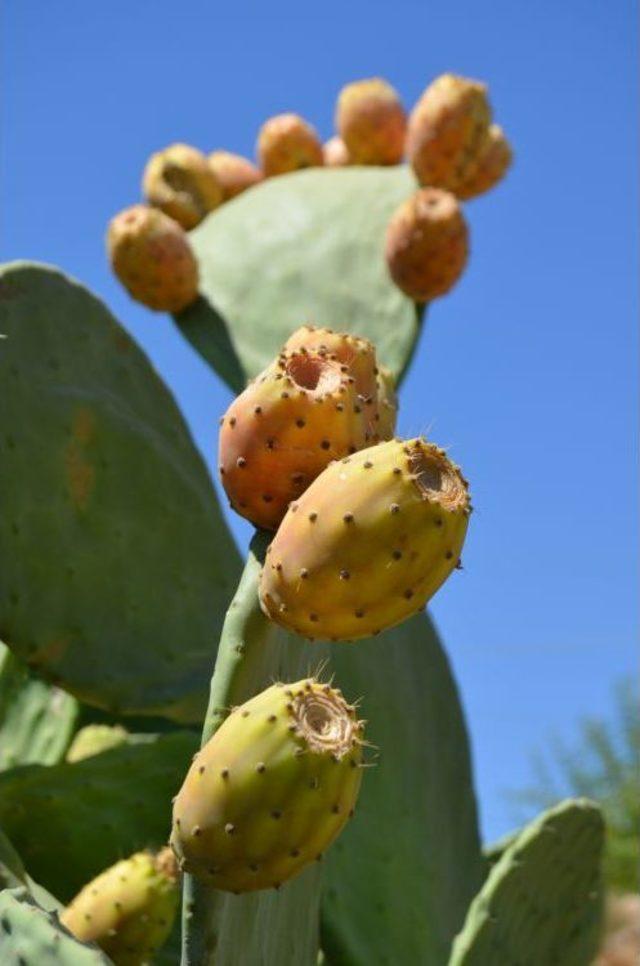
323 136 351 167
208 150 264 201
142 142 222 229
457 124 513 200
385 188 469 301
107 204 198 313
257 114 324 176
336 78 406 166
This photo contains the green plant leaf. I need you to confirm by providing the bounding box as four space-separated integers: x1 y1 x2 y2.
321 612 485 965
0 262 240 722
175 167 425 392
0 888 111 964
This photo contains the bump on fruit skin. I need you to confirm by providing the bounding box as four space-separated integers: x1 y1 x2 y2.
336 78 407 166
60 848 180 966
457 124 513 200
170 679 364 893
142 143 223 229
407 74 492 192
385 188 469 301
323 136 351 167
208 150 264 201
219 332 380 530
107 204 199 312
257 114 324 176
259 437 470 641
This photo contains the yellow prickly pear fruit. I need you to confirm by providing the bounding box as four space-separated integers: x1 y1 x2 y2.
142 142 223 229
385 188 469 301
257 114 324 176
170 679 364 893
407 74 492 192
336 78 407 166
457 124 513 200
323 136 351 167
259 438 470 641
208 150 264 201
107 204 199 312
65 724 128 763
60 848 179 966
376 365 398 439
219 345 373 530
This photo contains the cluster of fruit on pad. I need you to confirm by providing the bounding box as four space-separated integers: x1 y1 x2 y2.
106 73 511 314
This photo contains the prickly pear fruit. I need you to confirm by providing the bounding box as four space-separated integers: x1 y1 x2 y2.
336 78 407 166
107 204 199 312
208 150 264 201
385 188 469 301
260 437 470 641
219 347 373 530
457 124 513 200
376 365 398 439
66 724 128 763
60 848 179 966
257 114 324 176
407 74 491 192
142 142 222 229
323 136 351 167
170 678 364 893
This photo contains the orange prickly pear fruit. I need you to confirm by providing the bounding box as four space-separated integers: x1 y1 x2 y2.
107 204 199 312
208 150 264 201
385 188 469 301
60 848 179 965
336 78 407 166
457 124 513 200
170 678 364 893
257 114 324 176
219 346 373 530
323 136 351 167
259 437 471 641
142 142 223 229
407 74 492 192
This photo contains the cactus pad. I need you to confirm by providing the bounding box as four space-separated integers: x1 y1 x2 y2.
0 888 111 964
449 798 604 965
0 262 240 721
173 167 424 392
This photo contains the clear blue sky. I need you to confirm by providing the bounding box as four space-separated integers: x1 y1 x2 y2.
2 0 637 841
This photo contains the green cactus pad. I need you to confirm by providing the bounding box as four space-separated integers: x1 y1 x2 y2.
0 731 197 902
0 888 111 965
449 798 605 966
174 167 424 392
321 612 484 965
0 261 240 721
0 642 78 769
0 825 61 913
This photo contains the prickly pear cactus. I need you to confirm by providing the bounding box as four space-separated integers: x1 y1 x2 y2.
171 679 364 893
0 261 240 721
449 798 605 965
61 848 180 965
0 888 111 965
0 643 78 769
174 167 424 392
0 826 60 913
0 731 197 901
65 724 130 763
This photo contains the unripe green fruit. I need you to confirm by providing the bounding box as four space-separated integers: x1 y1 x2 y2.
208 150 264 201
257 114 324 176
142 142 223 229
170 679 364 893
407 74 492 192
60 848 179 966
457 124 513 200
336 78 407 166
260 437 471 640
376 365 398 439
107 204 199 312
385 188 469 301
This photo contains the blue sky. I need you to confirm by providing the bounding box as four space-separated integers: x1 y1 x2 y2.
2 0 637 841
